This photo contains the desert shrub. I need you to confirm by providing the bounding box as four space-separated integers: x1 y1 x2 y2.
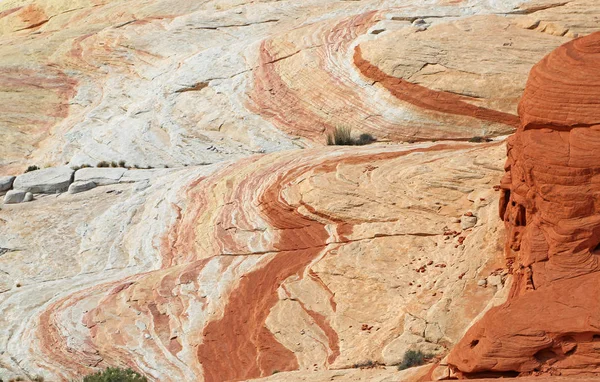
397 350 433 370
97 161 110 168
118 160 126 168
110 161 118 168
468 136 492 143
25 165 40 173
327 126 353 145
352 360 376 369
356 133 375 145
81 367 147 382
326 127 375 146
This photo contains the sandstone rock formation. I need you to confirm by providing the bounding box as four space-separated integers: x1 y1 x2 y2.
0 176 15 192
4 190 27 204
68 180 97 194
1 0 600 381
448 31 600 378
0 142 507 381
1 0 598 176
12 167 74 194
75 167 126 186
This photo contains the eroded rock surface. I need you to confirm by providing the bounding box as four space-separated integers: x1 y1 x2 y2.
448 31 600 378
0 142 507 381
1 0 600 381
1 0 598 175
12 167 73 194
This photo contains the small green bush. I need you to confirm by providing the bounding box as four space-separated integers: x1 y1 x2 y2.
82 367 147 382
97 161 110 168
25 165 40 173
118 160 126 168
326 127 375 146
110 161 118 168
397 350 433 370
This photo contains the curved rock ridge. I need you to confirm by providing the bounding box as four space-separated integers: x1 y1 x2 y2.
3 0 596 175
520 31 600 128
448 31 600 378
1 141 507 381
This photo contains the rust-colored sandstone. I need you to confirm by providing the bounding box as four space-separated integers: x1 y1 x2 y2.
3 0 600 381
448 31 600 378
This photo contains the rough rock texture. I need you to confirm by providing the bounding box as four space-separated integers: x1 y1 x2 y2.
12 167 74 194
3 190 26 204
0 176 15 192
0 142 507 381
74 167 126 186
68 180 97 194
447 31 600 378
1 0 598 175
2 0 600 381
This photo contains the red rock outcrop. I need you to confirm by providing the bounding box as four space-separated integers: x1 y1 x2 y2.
448 31 600 377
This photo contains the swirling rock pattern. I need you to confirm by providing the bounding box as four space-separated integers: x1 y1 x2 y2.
2 142 507 381
448 31 600 377
2 0 598 174
2 0 600 381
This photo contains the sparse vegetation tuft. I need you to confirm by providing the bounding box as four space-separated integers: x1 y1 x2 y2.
110 161 118 168
326 127 375 146
118 160 126 168
397 350 433 371
468 136 493 143
352 360 377 369
72 164 92 171
97 161 110 168
25 165 40 173
357 133 375 145
81 367 147 382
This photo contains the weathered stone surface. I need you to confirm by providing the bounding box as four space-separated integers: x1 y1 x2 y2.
448 31 600 378
1 0 598 176
74 168 126 186
12 167 73 194
461 215 478 230
0 142 507 381
1 0 600 381
120 169 169 183
3 190 26 204
23 192 33 202
0 176 15 192
68 181 97 194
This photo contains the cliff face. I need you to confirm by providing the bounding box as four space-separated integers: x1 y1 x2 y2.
2 0 600 381
448 31 600 378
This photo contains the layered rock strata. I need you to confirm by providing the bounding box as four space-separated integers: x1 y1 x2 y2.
2 0 598 175
1 142 506 381
448 31 600 378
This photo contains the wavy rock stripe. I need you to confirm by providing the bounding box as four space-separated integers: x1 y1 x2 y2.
519 31 600 129
448 32 600 377
248 10 520 144
31 141 502 382
352 46 520 130
248 11 382 142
